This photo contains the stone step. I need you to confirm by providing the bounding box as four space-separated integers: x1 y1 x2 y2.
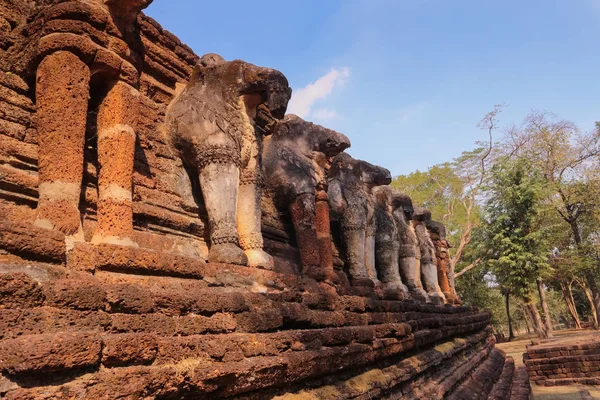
0 327 492 399
537 376 600 387
526 341 600 359
271 329 494 399
488 355 515 400
510 365 533 399
445 347 506 400
525 353 600 366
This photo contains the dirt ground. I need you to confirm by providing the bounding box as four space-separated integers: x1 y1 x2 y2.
497 329 600 399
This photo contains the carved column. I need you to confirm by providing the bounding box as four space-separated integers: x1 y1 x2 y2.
315 189 334 281
289 193 321 278
35 51 90 238
92 81 139 247
364 199 380 284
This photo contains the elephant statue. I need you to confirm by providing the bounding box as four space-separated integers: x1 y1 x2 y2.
328 153 391 286
263 114 350 280
426 219 460 304
372 186 410 299
392 193 429 302
413 207 446 305
166 53 292 268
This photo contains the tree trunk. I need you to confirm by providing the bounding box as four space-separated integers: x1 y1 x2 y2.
582 283 600 329
505 290 515 340
561 281 582 329
569 219 600 328
585 272 600 330
522 309 532 334
537 279 553 338
523 296 547 339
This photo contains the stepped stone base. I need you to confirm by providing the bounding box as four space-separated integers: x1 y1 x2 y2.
0 244 528 399
0 1 530 397
525 331 600 387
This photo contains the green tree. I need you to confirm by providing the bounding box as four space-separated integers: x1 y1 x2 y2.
393 106 502 286
502 111 600 327
477 159 553 338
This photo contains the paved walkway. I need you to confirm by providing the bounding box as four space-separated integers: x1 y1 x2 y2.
497 329 600 399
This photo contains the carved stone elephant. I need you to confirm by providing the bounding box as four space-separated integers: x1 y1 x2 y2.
263 114 350 280
392 193 429 302
372 186 410 299
426 219 460 304
413 207 446 305
328 153 391 285
166 54 292 268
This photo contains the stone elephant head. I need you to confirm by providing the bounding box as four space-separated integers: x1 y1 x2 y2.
186 53 292 134
425 219 446 241
328 152 392 217
277 114 351 158
262 114 350 280
328 153 392 285
390 191 414 222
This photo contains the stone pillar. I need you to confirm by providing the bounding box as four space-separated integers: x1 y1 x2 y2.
92 81 138 247
35 51 90 237
364 208 379 284
444 239 460 303
315 189 334 281
435 241 453 299
289 193 321 278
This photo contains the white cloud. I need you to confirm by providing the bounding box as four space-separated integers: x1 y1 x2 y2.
312 108 340 121
287 67 350 119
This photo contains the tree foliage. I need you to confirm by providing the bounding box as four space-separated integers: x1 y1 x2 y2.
395 107 600 337
479 159 551 298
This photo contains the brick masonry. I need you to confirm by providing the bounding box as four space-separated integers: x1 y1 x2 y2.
525 332 600 387
0 1 531 398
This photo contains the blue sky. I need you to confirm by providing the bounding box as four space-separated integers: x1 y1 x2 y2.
146 0 600 176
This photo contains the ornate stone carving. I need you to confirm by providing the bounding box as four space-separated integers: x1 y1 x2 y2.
413 207 446 305
263 114 350 280
32 0 152 249
328 153 391 285
372 185 410 299
0 3 518 399
427 219 461 304
392 193 429 302
166 53 291 268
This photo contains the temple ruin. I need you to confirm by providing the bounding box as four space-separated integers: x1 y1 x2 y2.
0 1 531 398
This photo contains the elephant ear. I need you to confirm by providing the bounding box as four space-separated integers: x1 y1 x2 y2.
276 145 320 185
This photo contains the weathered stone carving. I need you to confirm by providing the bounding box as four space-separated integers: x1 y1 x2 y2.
413 207 446 305
31 0 153 248
166 53 291 268
0 2 523 399
427 219 460 303
328 153 391 285
393 193 429 301
263 114 350 280
372 186 410 298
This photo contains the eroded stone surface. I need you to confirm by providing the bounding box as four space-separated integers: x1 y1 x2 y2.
263 114 350 281
0 1 525 398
